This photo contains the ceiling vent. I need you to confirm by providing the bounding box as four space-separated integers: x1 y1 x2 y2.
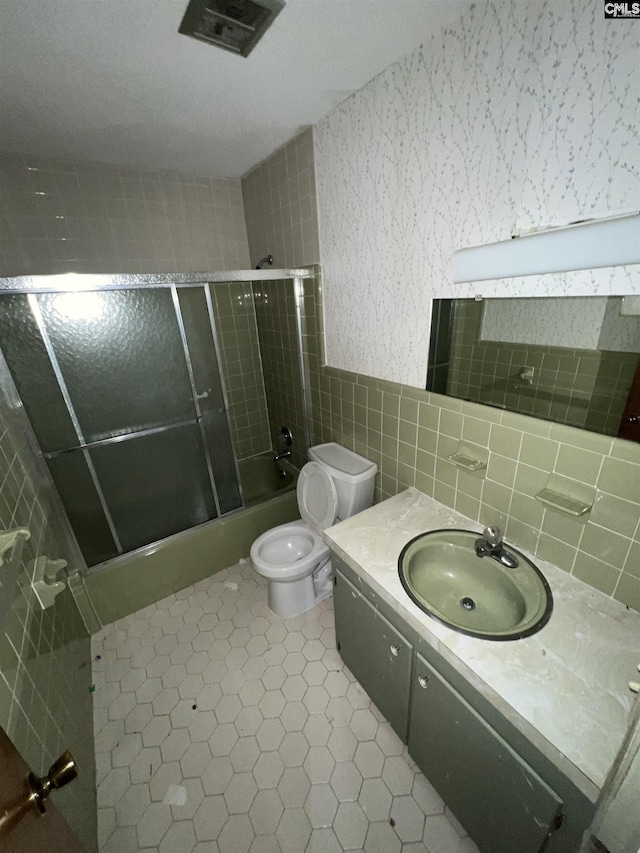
179 0 285 57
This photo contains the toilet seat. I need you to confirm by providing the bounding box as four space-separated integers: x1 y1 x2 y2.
251 519 330 581
250 462 337 582
297 461 338 531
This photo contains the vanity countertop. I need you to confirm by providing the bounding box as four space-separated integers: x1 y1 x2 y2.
323 488 640 801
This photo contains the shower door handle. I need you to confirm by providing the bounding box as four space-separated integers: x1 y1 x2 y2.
196 390 210 400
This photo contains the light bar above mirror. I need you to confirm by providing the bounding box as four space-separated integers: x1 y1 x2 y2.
451 213 640 283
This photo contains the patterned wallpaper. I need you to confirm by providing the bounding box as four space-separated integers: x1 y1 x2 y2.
314 0 640 387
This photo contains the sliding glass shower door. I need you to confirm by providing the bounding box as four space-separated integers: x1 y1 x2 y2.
0 283 242 567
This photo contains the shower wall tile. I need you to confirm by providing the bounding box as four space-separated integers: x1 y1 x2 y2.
0 154 250 276
254 279 309 469
242 128 320 269
0 388 97 848
209 281 271 460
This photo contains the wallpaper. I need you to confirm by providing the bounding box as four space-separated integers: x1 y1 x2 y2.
314 0 640 387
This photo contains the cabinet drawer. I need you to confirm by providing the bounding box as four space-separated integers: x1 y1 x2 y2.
334 571 412 740
409 652 563 853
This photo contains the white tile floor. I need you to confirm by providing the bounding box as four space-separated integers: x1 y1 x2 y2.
93 560 480 853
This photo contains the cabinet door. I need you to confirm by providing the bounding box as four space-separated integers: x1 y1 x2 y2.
409 652 563 853
334 570 412 740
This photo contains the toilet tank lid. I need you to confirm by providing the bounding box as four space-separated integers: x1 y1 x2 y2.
308 443 377 484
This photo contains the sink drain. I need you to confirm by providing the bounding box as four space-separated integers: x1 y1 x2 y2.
460 597 476 612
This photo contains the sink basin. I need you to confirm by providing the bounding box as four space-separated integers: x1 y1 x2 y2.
398 529 553 640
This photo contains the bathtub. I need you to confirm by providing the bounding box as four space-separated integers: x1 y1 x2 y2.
238 451 298 505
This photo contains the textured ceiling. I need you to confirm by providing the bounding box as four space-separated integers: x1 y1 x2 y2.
0 0 474 177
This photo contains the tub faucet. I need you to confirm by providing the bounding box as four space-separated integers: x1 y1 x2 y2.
474 526 519 568
274 450 291 462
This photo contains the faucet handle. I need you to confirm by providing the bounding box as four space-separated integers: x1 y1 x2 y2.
482 526 503 548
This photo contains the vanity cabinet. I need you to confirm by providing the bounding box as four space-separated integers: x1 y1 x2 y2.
333 570 413 740
409 651 563 853
332 558 592 853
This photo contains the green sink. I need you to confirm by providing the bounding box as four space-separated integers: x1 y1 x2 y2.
398 529 553 640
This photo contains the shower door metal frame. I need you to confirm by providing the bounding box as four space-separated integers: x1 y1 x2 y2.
0 268 317 573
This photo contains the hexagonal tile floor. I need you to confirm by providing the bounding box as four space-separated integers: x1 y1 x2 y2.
93 559 479 853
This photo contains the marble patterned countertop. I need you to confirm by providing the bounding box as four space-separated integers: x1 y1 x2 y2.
323 488 640 802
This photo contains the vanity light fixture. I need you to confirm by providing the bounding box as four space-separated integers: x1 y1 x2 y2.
451 211 640 283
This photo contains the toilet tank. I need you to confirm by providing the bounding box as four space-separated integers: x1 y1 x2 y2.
308 443 377 520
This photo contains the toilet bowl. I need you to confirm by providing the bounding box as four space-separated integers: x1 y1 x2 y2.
250 443 377 618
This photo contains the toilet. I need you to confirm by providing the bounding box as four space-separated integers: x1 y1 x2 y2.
250 442 377 617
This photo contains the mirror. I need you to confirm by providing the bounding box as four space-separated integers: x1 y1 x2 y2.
426 296 640 443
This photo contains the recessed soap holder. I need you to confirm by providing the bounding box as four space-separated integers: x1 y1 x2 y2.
446 443 487 473
535 488 592 517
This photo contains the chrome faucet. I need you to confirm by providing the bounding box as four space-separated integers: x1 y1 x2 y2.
474 526 519 569
274 450 291 462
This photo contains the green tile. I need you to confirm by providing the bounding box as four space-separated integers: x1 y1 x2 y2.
541 508 585 547
555 445 602 486
368 409 382 434
418 402 439 431
435 457 457 488
505 518 539 553
509 492 544 529
461 400 502 424
519 435 558 471
455 492 480 522
549 422 613 455
382 392 400 418
415 471 434 496
439 409 462 440
513 463 549 497
416 449 436 478
434 394 463 413
573 553 620 595
478 504 508 531
488 424 522 460
398 440 416 469
399 418 417 447
625 541 640 578
579 525 631 570
433 480 455 507
381 432 397 459
610 436 640 465
457 468 484 501
536 534 576 572
417 426 437 455
590 493 639 539
462 416 490 447
367 429 382 453
501 409 551 437
397 462 416 490
598 457 640 503
482 480 512 514
382 413 398 439
399 397 418 424
614 573 640 613
486 454 517 489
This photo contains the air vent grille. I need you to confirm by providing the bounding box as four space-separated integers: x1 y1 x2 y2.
179 0 285 57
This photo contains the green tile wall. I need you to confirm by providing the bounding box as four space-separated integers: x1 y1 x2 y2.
210 281 271 460
254 278 309 470
0 398 97 848
448 299 638 436
306 272 640 613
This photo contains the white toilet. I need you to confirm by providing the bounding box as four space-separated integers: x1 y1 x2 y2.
250 442 377 617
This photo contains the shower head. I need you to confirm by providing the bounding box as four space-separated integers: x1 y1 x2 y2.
255 255 273 269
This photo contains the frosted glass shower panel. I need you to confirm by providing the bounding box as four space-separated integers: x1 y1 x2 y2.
0 294 79 452
38 289 196 442
89 423 217 553
47 452 119 565
178 287 242 513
